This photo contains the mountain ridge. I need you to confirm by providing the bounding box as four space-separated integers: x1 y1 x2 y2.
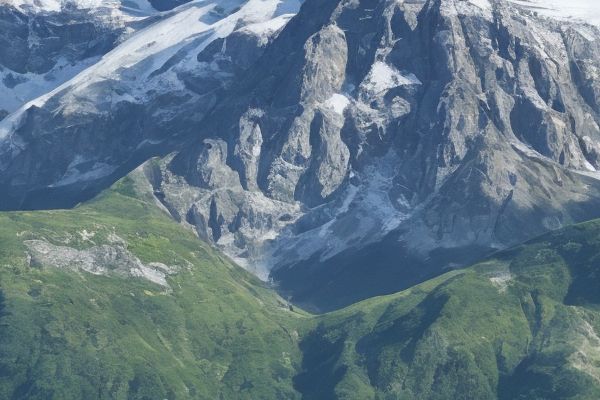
5 0 600 398
2 163 600 398
4 0 600 308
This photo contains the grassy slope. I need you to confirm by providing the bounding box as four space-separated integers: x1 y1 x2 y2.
3 168 600 399
0 173 307 400
295 222 600 399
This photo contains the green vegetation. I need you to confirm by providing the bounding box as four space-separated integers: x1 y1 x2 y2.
296 225 600 399
0 171 306 399
2 167 600 399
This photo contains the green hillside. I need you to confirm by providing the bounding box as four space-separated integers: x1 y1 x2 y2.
296 223 600 399
2 165 600 399
0 168 306 399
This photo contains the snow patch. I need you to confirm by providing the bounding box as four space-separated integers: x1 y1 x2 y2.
239 13 294 45
360 61 421 96
323 93 350 115
266 150 412 269
51 160 117 187
0 57 101 115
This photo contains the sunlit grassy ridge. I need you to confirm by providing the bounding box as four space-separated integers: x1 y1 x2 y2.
2 167 600 399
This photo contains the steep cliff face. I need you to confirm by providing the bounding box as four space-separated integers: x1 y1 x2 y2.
3 0 600 309
156 0 600 308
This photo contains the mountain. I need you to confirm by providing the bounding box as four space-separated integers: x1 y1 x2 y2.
3 160 600 399
4 0 600 398
3 0 600 310
167 0 600 309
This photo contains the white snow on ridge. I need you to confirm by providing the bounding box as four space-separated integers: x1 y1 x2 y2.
324 93 350 115
0 57 100 114
239 13 294 45
0 0 160 118
64 0 300 99
509 0 600 26
0 0 302 140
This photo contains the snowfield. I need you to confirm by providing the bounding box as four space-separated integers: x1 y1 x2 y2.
509 0 600 26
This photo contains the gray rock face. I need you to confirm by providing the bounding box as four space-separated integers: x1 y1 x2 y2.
0 8 118 75
4 0 600 309
163 0 600 308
